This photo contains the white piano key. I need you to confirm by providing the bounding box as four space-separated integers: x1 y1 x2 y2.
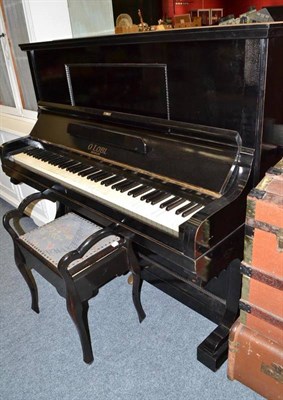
12 152 204 236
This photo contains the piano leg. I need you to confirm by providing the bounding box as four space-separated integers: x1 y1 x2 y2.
126 240 146 323
66 296 94 364
197 258 242 371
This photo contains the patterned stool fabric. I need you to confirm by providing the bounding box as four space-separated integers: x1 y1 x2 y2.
19 212 121 268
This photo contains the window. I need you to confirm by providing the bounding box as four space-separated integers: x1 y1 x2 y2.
0 0 114 122
0 0 37 118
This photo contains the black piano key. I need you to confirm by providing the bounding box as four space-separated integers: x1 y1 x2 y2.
166 198 186 211
116 180 136 192
36 150 50 160
160 196 180 209
140 189 158 201
39 152 54 161
65 162 81 171
144 190 162 203
182 204 201 218
128 185 151 198
101 175 121 186
61 161 79 170
119 181 139 193
67 164 86 173
48 156 67 166
37 154 51 161
30 151 45 160
111 179 128 190
78 167 100 177
94 172 113 182
46 154 61 162
86 172 102 180
159 196 177 209
74 165 93 174
67 163 86 173
28 148 44 157
55 158 72 166
87 171 108 181
42 150 55 157
175 202 197 215
151 192 171 205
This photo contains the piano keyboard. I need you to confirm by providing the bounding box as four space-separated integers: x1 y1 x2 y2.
11 148 205 236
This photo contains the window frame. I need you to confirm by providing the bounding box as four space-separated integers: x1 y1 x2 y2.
0 4 36 120
0 0 115 125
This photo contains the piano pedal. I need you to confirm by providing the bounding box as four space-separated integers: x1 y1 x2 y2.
125 240 146 323
127 273 133 285
127 273 146 321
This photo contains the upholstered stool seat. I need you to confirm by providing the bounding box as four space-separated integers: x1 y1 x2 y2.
3 190 146 364
20 212 121 270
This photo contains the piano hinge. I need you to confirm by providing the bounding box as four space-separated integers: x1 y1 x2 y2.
239 300 251 313
240 263 252 277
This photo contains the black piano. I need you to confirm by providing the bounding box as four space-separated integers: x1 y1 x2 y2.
1 23 283 370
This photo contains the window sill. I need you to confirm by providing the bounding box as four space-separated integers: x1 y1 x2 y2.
0 111 36 137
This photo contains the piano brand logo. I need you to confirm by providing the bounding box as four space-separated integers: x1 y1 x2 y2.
88 143 108 156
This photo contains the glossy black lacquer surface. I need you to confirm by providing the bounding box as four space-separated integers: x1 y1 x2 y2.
4 22 282 276
21 23 283 181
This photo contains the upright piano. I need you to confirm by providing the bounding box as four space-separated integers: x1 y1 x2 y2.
1 23 283 370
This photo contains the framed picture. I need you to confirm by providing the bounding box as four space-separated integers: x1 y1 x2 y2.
197 9 210 26
211 8 223 25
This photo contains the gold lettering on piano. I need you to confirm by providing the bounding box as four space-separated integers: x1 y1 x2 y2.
88 144 108 156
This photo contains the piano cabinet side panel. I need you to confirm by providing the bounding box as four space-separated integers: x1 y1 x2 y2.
0 131 56 225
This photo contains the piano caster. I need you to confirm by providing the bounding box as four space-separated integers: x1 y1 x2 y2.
197 259 242 371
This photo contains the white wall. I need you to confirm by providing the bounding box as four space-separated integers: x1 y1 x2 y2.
22 0 115 42
68 0 114 37
23 0 73 42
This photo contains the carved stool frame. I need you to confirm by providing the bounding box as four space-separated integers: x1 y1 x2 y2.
3 189 146 363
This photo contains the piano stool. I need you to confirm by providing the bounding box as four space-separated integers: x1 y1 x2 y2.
3 190 146 364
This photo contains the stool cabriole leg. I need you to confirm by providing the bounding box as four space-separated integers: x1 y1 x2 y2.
3 208 40 314
66 295 94 364
14 243 39 313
